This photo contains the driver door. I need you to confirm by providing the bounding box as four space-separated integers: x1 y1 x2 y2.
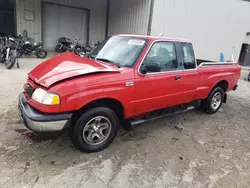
133 41 183 116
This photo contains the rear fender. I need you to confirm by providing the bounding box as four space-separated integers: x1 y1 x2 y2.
207 73 231 91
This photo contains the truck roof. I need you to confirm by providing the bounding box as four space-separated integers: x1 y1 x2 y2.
115 34 191 43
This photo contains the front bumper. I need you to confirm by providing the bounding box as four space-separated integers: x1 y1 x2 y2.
18 93 72 138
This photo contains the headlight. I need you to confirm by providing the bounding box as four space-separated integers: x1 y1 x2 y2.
32 88 60 105
42 93 60 105
31 88 47 103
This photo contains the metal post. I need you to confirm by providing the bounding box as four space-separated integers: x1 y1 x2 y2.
147 0 155 36
105 0 110 38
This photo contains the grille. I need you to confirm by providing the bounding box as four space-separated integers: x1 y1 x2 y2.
25 84 35 98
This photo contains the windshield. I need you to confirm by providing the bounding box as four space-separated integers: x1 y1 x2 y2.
90 36 147 67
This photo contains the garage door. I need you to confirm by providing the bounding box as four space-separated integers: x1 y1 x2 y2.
42 3 88 51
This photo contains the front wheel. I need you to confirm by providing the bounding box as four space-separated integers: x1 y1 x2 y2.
71 107 119 153
36 49 47 59
201 87 224 114
55 45 65 53
5 51 17 69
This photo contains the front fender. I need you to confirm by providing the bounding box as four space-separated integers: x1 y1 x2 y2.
60 81 135 118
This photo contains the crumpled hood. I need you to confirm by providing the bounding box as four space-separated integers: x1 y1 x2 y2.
28 52 119 88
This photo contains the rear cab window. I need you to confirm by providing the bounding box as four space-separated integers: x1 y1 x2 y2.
180 43 196 70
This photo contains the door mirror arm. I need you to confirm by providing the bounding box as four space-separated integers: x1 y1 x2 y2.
140 64 147 74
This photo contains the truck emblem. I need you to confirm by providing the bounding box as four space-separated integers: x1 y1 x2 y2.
126 82 134 87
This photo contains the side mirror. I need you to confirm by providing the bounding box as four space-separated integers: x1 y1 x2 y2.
141 62 161 74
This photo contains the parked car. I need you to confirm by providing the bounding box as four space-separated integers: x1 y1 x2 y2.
18 34 241 153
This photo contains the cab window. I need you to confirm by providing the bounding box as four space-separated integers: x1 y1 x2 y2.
141 41 178 73
181 43 196 69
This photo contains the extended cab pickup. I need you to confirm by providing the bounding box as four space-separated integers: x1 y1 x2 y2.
18 34 241 152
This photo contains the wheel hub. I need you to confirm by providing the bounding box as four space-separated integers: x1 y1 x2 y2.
82 116 111 145
211 92 222 110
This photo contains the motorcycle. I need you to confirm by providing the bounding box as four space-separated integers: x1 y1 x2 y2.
0 36 18 69
55 36 72 53
17 35 47 59
55 36 92 55
68 38 86 56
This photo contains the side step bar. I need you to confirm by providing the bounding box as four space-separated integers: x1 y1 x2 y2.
130 106 195 127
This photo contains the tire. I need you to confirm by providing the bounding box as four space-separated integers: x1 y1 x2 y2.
36 49 47 59
71 107 119 153
55 45 63 53
5 51 17 69
201 87 224 114
0 57 4 63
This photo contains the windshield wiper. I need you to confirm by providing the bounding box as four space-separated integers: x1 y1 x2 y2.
96 58 121 68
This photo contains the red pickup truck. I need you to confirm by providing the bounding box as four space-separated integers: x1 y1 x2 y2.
19 34 241 152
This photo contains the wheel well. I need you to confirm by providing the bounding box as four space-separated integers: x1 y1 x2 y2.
214 80 229 92
71 98 125 126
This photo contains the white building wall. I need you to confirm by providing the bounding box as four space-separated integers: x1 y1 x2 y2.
43 0 106 45
16 0 41 43
151 0 250 61
108 0 151 36
16 0 106 45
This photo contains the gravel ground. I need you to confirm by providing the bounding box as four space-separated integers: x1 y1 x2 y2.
0 57 250 188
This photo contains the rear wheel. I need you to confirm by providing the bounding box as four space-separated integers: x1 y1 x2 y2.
201 87 224 114
71 107 119 153
36 49 47 59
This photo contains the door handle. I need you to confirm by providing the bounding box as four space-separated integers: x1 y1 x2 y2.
174 75 182 80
